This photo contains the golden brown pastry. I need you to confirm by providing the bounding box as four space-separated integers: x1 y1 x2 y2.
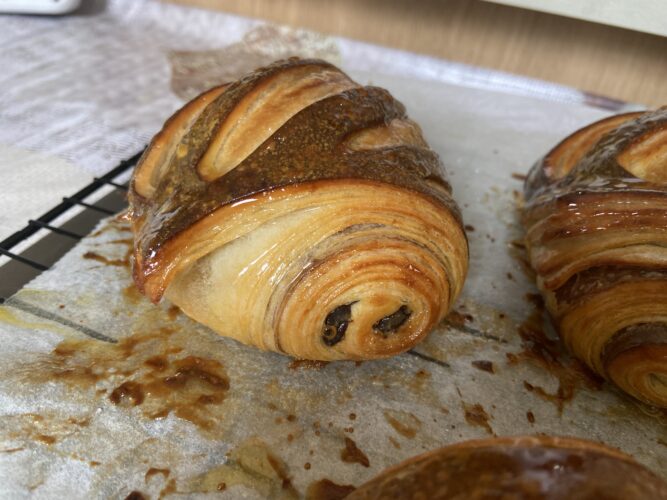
348 436 667 499
128 58 468 361
522 108 667 407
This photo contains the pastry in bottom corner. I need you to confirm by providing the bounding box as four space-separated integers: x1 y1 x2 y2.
347 436 667 499
128 58 468 361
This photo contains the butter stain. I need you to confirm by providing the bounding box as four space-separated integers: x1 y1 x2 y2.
0 306 68 335
15 326 230 433
383 409 422 439
187 438 297 499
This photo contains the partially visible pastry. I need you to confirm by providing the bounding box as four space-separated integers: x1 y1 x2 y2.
348 436 667 499
128 58 468 361
522 108 667 407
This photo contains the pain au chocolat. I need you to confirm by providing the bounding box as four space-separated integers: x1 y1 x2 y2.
128 58 468 361
348 436 667 499
522 108 667 407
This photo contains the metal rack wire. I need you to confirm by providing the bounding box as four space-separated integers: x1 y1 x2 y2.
0 150 143 302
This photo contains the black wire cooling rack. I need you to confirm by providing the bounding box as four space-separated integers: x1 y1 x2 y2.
0 150 144 302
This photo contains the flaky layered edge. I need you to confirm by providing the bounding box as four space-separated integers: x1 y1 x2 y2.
137 180 467 360
522 108 667 407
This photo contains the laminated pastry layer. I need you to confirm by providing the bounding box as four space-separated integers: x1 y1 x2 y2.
522 107 667 407
163 181 466 360
129 58 468 361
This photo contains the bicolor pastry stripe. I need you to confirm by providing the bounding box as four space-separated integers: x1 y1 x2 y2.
198 63 358 181
522 107 667 407
133 84 228 199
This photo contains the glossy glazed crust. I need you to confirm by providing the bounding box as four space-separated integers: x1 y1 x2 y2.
522 107 667 407
348 436 667 500
128 58 468 361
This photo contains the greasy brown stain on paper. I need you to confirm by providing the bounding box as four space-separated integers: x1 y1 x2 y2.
4 412 94 448
83 251 129 268
124 491 146 500
288 359 329 370
122 284 143 305
186 438 298 499
110 381 145 406
388 436 401 449
20 327 230 432
145 468 171 482
383 409 422 439
506 309 603 413
0 306 68 335
340 437 369 467
35 434 56 445
67 416 90 427
445 310 474 329
90 218 131 237
306 479 356 500
471 360 494 373
1 448 25 454
462 402 493 435
107 237 133 246
159 479 177 498
83 230 133 269
410 369 431 392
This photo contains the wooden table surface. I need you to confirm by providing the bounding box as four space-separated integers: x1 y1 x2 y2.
165 0 667 107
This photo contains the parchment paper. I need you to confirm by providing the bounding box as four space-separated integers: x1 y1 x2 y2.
1 72 665 499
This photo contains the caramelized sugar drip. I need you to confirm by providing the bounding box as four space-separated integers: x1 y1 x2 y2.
145 468 170 482
462 402 493 435
506 309 603 413
383 410 421 439
471 360 494 373
22 328 229 432
340 437 370 467
306 479 356 500
83 251 129 267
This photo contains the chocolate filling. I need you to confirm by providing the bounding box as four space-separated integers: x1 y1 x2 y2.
322 302 355 346
373 305 412 336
